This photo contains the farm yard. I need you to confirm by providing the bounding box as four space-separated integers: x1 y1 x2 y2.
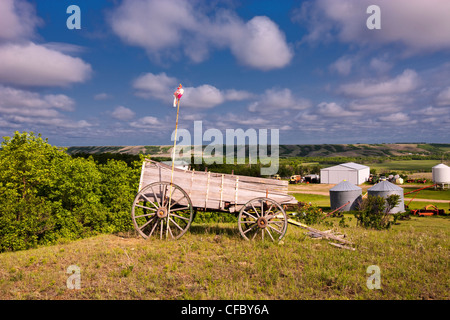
3 0 450 308
1 181 449 300
1 135 449 301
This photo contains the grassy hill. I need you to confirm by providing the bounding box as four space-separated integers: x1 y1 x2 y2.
1 216 449 300
66 143 450 158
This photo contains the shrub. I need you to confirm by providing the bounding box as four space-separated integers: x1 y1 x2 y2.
354 194 400 230
291 203 326 225
0 131 140 252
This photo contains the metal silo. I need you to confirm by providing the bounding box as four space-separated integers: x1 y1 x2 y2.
367 181 405 213
329 180 362 211
432 164 450 185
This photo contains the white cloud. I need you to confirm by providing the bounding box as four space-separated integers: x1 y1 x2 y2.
412 106 450 116
109 0 197 53
369 57 393 74
330 56 352 75
339 69 420 98
224 89 255 101
133 72 253 109
226 16 293 70
111 106 136 121
348 95 408 113
0 85 92 130
297 0 450 52
0 86 75 112
0 0 41 41
182 85 224 108
0 42 92 87
130 116 160 128
94 93 112 101
248 88 312 114
317 102 360 117
379 112 411 123
219 113 270 126
133 72 177 100
109 0 292 70
7 116 92 129
436 87 450 106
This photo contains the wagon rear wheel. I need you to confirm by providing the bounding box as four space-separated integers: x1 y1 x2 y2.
238 197 288 241
131 181 194 240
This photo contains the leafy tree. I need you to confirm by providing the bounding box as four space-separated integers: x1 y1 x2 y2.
0 131 140 252
98 159 140 232
354 194 400 230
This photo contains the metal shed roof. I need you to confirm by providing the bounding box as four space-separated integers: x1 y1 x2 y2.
321 162 369 171
368 180 403 191
330 180 362 191
340 162 369 170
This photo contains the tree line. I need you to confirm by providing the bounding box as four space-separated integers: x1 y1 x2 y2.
0 132 141 252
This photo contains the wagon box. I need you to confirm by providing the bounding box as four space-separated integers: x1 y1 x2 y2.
131 159 297 241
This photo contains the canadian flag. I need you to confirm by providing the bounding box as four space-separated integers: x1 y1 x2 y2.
173 84 184 107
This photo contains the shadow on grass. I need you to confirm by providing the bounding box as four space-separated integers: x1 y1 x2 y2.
189 223 240 238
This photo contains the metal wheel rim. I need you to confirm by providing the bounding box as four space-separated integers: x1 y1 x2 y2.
238 197 288 241
131 181 194 240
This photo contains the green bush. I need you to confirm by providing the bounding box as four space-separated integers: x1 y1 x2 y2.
354 194 400 230
291 203 327 225
0 131 140 252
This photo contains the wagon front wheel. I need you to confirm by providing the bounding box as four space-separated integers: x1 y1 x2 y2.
131 181 194 240
238 197 288 241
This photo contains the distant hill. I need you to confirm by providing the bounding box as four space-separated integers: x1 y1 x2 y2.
65 143 450 158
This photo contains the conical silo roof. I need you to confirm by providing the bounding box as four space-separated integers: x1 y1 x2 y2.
330 180 362 191
368 180 403 191
432 163 449 169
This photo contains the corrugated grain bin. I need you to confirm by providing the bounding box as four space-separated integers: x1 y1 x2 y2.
432 163 450 184
329 180 362 211
368 181 405 213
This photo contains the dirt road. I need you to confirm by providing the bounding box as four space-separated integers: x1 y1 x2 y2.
288 183 450 203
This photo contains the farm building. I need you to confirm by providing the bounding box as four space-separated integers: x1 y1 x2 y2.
367 180 405 214
329 180 362 211
432 163 450 188
320 162 370 185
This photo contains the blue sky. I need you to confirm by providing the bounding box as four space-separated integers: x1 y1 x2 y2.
0 0 449 146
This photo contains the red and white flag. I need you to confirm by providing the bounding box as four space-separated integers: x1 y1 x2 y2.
173 84 184 107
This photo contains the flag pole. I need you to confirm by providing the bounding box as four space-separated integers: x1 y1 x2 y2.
167 97 180 238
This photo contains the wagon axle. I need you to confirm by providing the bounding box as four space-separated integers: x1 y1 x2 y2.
256 217 268 229
156 207 168 219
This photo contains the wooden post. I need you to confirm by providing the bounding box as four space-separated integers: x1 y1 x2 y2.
235 177 239 205
220 174 224 209
167 97 181 239
205 171 211 209
189 170 194 198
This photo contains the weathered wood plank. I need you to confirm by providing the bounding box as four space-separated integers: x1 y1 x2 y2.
139 160 296 209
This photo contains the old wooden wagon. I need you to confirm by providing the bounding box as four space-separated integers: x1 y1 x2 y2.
131 160 297 241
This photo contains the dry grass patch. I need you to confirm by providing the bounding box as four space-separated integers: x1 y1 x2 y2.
0 217 449 300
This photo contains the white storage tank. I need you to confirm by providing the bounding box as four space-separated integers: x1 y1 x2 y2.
368 181 405 214
432 163 450 184
329 180 362 212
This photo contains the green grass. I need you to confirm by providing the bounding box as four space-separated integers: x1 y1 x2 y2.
405 201 449 211
403 187 450 201
0 216 448 300
368 160 442 173
293 193 330 209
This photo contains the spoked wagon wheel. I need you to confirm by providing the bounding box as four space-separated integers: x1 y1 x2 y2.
131 181 194 240
238 197 288 241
